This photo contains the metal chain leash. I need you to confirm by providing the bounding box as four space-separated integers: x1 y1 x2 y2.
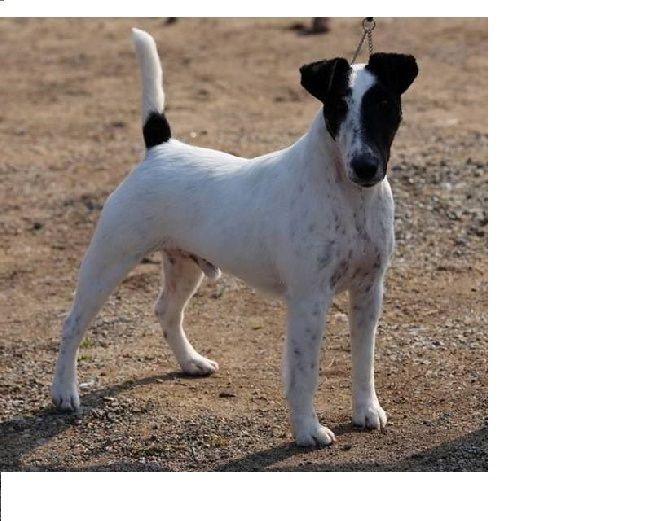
351 17 376 64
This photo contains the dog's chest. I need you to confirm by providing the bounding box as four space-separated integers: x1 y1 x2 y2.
318 191 394 292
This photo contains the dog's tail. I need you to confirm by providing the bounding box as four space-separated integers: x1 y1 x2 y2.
131 28 171 148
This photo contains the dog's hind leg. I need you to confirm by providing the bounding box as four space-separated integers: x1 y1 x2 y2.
52 241 143 411
154 250 219 375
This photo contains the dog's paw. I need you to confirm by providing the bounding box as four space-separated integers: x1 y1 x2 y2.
180 354 219 376
51 378 80 412
353 400 387 430
292 416 336 447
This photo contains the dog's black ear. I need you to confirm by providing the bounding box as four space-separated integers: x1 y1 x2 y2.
300 57 351 103
366 53 419 95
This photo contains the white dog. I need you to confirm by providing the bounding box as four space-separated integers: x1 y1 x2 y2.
51 28 418 447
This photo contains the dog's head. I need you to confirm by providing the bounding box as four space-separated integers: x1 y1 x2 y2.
300 53 418 187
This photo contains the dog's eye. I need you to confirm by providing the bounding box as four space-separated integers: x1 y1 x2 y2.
334 98 348 112
378 99 389 108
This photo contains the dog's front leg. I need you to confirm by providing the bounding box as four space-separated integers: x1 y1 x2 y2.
349 277 387 430
283 294 335 447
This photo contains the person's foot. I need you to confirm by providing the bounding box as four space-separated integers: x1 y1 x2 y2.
310 18 331 34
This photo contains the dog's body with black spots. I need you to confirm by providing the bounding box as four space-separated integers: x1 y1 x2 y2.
52 28 418 446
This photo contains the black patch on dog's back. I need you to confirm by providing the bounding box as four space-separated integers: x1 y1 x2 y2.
143 112 171 148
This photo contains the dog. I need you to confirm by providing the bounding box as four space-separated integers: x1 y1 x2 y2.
51 28 418 447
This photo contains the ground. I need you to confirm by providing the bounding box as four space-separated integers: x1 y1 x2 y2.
0 18 487 471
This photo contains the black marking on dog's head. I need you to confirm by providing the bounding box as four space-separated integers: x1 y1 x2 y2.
143 112 171 148
300 57 352 139
350 53 418 181
366 53 419 97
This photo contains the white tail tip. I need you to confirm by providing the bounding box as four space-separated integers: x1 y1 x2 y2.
131 27 165 123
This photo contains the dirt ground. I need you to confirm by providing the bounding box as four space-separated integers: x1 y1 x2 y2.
0 18 487 471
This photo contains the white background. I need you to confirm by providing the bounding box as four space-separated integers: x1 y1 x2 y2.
2 1 669 520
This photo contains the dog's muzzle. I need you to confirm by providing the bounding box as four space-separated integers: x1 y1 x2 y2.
350 156 385 187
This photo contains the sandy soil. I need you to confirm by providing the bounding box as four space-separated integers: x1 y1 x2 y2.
0 17 487 471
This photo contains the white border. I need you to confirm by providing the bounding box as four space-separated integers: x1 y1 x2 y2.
0 0 489 17
1 472 484 519
3 1 670 519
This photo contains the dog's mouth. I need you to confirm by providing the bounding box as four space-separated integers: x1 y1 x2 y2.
351 174 386 188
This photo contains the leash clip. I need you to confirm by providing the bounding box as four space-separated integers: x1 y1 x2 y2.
351 17 376 64
362 17 376 32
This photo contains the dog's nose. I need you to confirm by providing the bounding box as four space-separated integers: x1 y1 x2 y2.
351 156 379 181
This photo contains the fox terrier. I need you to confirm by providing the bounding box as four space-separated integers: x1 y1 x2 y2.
51 28 418 446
